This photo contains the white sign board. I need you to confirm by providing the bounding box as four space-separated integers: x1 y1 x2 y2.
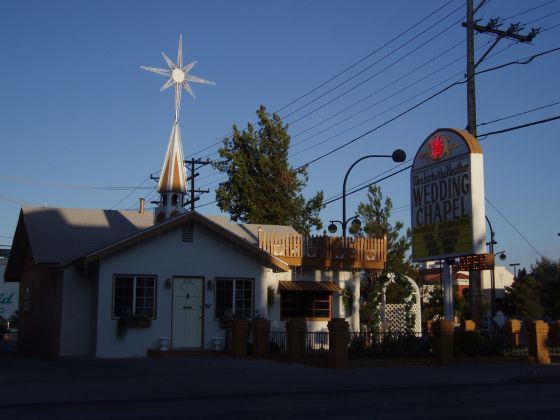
411 128 486 262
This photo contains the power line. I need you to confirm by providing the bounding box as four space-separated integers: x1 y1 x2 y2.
195 107 560 213
322 164 412 207
110 176 152 209
502 0 558 21
322 109 560 208
485 197 544 258
525 8 560 26
478 114 560 137
197 47 560 208
294 46 560 170
283 6 465 123
182 2 461 162
157 4 491 191
290 69 465 159
273 0 460 116
477 99 560 126
0 176 153 191
288 33 506 157
290 39 465 143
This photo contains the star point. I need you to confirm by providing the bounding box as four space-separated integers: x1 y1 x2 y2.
141 35 214 122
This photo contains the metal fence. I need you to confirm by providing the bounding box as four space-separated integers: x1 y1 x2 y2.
348 331 433 359
304 331 329 354
268 330 288 355
453 331 527 357
547 338 560 357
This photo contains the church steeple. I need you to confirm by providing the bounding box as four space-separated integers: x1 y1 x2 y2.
141 35 214 223
154 123 187 222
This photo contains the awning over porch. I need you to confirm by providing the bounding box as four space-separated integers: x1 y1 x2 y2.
277 281 342 293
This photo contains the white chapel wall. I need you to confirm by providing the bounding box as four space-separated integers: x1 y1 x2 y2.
59 266 92 356
95 223 276 358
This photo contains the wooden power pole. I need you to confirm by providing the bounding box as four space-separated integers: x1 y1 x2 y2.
464 0 539 324
184 158 212 212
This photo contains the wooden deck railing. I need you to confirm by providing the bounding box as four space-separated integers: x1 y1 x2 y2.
258 233 387 270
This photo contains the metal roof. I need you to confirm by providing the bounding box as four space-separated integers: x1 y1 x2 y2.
20 207 153 265
206 216 298 245
6 208 299 279
277 280 342 293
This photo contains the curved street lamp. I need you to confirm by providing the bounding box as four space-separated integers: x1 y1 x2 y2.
485 216 507 323
328 149 406 238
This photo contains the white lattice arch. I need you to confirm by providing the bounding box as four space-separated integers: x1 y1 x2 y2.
381 274 422 334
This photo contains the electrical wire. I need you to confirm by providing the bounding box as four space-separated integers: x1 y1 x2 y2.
321 110 560 209
502 0 558 21
478 114 560 137
477 99 560 126
290 39 465 143
273 0 460 116
485 197 544 258
293 45 560 170
196 47 560 209
183 1 463 162
285 13 465 125
110 176 152 209
525 9 560 26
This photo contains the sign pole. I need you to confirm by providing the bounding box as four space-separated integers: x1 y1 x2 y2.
442 260 454 322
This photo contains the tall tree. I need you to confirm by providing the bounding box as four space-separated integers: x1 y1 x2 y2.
215 105 323 234
502 268 544 320
351 185 417 331
531 257 560 319
350 185 415 277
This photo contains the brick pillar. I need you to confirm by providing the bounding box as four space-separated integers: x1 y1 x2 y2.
252 318 270 358
328 318 349 369
506 319 522 348
425 320 434 334
528 320 551 364
461 320 476 332
286 319 306 362
433 319 454 364
230 319 248 357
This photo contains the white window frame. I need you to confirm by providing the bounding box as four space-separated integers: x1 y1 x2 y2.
112 274 157 320
214 278 254 320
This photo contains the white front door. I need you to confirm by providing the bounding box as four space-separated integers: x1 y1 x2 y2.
172 277 203 348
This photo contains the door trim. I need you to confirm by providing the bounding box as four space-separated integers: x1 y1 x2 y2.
171 276 205 349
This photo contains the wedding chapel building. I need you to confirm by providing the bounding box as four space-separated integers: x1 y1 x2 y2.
3 36 388 358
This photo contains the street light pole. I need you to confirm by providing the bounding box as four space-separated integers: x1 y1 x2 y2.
485 216 497 321
329 149 406 238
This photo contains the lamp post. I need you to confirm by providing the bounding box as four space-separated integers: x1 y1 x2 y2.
509 262 520 318
485 216 506 323
328 149 406 238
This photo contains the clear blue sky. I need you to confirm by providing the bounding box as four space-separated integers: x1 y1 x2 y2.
1 0 559 274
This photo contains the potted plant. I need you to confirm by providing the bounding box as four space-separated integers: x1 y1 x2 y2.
117 311 152 340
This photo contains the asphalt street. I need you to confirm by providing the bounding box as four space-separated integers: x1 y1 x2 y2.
1 335 560 419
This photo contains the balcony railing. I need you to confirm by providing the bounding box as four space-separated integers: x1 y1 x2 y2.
258 233 387 270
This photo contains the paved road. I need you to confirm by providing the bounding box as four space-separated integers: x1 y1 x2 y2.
1 337 560 419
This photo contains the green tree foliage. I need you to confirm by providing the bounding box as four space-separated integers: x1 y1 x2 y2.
359 275 383 333
502 268 544 321
421 284 468 322
215 105 323 234
350 185 416 277
351 185 419 330
531 257 560 318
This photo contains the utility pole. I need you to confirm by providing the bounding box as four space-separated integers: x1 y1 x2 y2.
466 0 477 137
184 158 212 212
463 0 539 325
464 0 540 137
